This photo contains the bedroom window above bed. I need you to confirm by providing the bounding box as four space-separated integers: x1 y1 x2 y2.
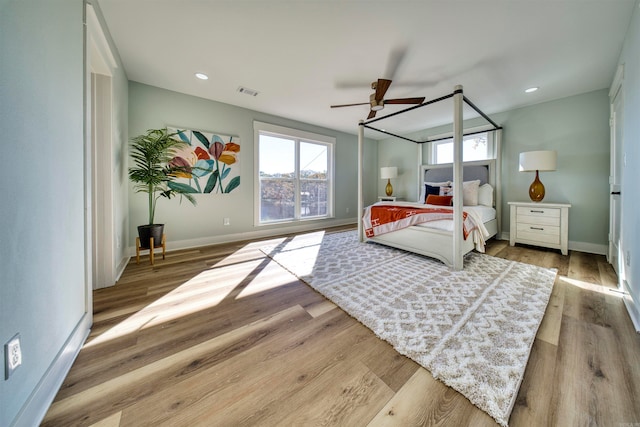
431 131 493 164
254 121 335 225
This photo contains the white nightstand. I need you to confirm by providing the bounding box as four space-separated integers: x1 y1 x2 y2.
378 196 397 202
509 201 571 255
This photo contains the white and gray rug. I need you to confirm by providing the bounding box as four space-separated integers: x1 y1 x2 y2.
261 230 556 427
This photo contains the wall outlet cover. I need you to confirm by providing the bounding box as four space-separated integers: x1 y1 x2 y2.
5 333 22 379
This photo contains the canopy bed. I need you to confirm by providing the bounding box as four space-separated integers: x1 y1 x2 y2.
357 85 503 270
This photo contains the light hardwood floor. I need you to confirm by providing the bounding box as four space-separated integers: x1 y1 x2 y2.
42 226 640 426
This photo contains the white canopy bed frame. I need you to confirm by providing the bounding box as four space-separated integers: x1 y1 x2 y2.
357 85 503 270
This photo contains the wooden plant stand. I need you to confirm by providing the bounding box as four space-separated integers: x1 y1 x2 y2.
135 234 166 265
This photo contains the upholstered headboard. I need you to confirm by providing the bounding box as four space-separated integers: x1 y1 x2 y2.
418 160 498 207
423 164 490 185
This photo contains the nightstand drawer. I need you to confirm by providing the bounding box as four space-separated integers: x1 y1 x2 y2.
517 213 560 227
516 223 560 245
516 206 560 219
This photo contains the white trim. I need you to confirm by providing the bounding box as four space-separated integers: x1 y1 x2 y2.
10 315 90 427
253 121 336 226
609 63 624 99
569 241 608 256
128 218 357 255
500 232 608 255
622 280 640 333
86 4 117 74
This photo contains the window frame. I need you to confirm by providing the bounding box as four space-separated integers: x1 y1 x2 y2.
254 121 335 226
427 125 496 165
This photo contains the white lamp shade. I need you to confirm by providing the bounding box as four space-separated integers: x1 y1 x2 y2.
519 150 557 172
380 166 397 179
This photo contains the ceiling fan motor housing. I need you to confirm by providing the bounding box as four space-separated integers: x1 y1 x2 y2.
370 93 384 111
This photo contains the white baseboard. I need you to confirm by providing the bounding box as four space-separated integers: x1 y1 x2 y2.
115 255 130 282
127 217 358 257
499 232 607 255
11 313 91 427
622 280 640 333
569 241 608 255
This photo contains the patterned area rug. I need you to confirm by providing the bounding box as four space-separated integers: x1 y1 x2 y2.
261 230 557 426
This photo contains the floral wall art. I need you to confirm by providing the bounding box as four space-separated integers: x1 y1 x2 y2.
167 127 240 194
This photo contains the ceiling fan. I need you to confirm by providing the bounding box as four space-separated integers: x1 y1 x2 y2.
331 78 425 119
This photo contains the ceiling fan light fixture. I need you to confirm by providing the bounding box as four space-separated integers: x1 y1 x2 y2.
370 93 384 111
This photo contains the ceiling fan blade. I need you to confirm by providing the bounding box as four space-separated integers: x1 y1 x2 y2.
383 46 408 81
384 97 425 105
374 79 392 101
367 110 377 119
330 102 370 108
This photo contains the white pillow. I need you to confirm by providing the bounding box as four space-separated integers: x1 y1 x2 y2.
462 180 480 206
444 180 481 206
478 183 494 207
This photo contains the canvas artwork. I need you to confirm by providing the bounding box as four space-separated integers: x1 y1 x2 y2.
167 127 240 194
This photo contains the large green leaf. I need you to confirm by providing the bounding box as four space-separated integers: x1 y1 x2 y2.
168 181 199 193
193 131 210 149
204 170 219 193
225 176 240 193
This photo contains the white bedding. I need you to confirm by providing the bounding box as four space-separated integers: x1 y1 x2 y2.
371 201 496 232
415 204 496 232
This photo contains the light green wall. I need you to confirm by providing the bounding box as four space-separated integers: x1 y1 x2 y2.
379 89 611 250
128 82 376 248
0 1 88 425
496 89 610 248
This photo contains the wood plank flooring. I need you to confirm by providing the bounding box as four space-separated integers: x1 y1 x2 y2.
42 227 640 426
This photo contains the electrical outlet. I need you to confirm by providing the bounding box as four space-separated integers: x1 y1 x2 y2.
346 207 350 214
223 218 230 226
5 333 22 379
627 251 631 267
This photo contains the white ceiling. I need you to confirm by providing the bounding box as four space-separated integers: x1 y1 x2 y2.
98 0 635 138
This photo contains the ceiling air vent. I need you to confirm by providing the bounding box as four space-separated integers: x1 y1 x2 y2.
237 86 259 97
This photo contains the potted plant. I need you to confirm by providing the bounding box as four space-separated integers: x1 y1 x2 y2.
128 128 197 249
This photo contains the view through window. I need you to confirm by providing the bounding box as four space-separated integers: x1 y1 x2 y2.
256 124 333 223
432 132 490 164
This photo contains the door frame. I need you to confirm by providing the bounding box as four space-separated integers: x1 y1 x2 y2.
608 64 624 281
86 3 118 290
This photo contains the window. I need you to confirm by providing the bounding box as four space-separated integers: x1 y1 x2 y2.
431 131 493 164
254 122 334 224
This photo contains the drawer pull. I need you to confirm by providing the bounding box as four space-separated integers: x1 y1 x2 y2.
529 210 544 213
530 227 544 231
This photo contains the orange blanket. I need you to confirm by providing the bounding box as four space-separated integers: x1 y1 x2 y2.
363 203 476 238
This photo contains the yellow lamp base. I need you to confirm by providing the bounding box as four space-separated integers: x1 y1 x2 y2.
385 179 393 196
529 170 546 202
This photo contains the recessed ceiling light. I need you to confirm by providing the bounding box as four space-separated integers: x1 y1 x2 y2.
525 87 539 93
195 73 209 80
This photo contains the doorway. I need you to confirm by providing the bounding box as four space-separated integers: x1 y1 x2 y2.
608 65 623 282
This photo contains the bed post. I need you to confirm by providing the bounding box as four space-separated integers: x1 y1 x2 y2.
358 120 364 242
495 128 503 238
452 85 464 270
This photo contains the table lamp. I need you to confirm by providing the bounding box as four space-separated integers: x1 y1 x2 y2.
380 166 397 197
519 150 557 202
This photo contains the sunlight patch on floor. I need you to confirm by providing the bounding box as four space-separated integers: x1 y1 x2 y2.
86 255 265 348
559 275 624 298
